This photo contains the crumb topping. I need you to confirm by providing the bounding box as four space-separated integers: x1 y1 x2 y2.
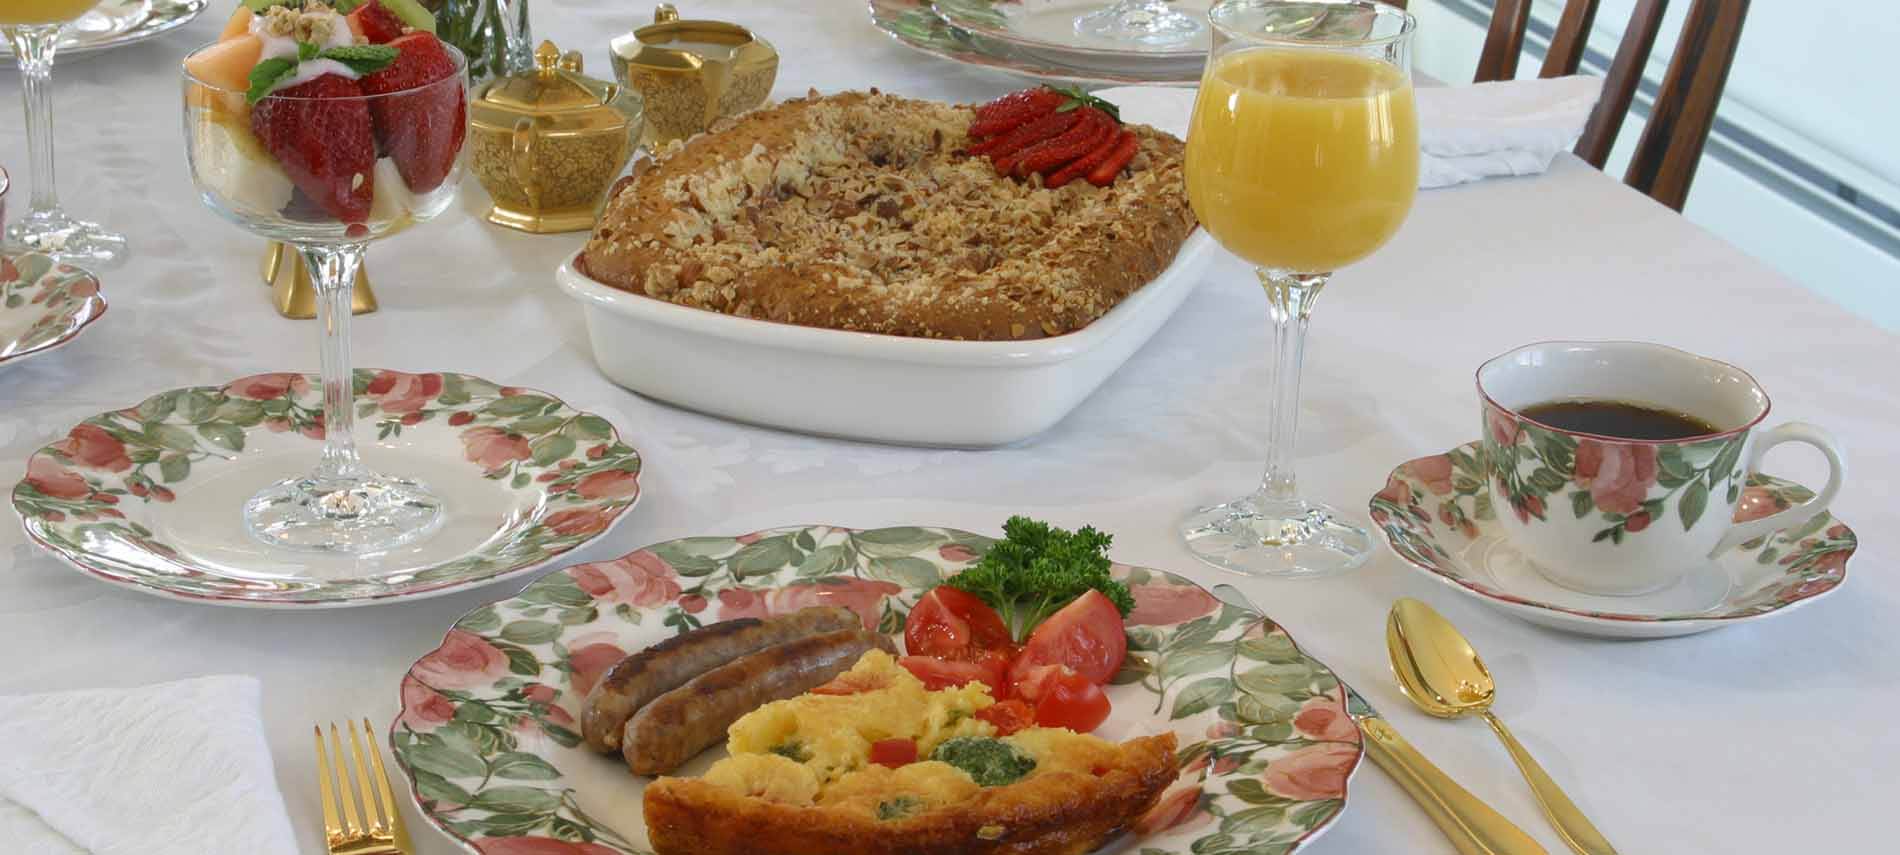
582 91 1196 341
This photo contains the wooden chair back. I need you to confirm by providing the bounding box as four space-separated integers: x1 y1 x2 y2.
1466 0 1751 210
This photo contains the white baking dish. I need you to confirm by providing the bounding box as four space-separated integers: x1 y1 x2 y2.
555 230 1215 447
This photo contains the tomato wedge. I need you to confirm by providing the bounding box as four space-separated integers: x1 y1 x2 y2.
905 585 1012 659
975 699 1035 736
870 737 918 768
899 655 1007 698
1031 668 1111 732
1008 589 1127 686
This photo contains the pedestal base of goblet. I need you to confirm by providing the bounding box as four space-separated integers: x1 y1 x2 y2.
4 208 127 267
1074 0 1206 47
1180 493 1372 578
244 471 445 554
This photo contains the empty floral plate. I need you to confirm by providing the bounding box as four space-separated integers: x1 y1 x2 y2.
392 525 1363 855
11 370 642 607
0 252 107 370
1370 442 1855 639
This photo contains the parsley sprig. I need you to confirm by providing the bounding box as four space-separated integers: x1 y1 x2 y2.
946 516 1134 643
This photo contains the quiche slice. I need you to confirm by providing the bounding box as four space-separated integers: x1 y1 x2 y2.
642 651 1179 855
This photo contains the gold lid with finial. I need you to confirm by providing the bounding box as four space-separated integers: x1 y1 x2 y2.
469 41 644 233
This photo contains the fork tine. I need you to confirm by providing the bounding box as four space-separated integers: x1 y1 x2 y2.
347 718 389 837
313 725 343 844
329 723 365 837
362 718 414 851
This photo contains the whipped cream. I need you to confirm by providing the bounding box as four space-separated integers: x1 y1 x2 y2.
250 5 363 91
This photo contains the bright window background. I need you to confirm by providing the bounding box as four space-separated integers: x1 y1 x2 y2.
1407 0 1900 330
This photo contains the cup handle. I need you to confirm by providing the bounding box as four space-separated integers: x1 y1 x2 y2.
1710 422 1846 556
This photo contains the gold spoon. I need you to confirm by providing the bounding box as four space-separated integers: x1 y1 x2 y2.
1387 598 1619 855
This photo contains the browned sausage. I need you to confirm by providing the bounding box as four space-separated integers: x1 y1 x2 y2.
621 629 896 776
580 606 862 753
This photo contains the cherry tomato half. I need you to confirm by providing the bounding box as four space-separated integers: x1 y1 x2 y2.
870 737 919 768
904 586 1012 659
1009 589 1128 686
899 655 1007 699
975 699 1036 736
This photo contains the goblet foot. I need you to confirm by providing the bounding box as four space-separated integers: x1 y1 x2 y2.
1180 493 1372 577
244 470 444 554
4 208 127 267
1074 1 1206 47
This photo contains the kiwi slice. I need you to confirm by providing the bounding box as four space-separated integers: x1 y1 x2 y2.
375 0 436 34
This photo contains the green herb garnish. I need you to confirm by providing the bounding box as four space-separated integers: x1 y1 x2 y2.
876 795 924 820
316 44 399 75
946 516 1134 643
768 740 811 763
245 57 298 104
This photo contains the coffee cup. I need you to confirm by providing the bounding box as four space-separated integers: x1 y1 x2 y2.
1477 341 1846 596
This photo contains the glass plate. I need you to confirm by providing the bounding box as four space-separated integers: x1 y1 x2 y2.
1 0 207 66
934 0 1213 76
871 0 1200 85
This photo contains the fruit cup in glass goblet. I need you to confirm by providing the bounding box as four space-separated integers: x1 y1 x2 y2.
182 23 467 553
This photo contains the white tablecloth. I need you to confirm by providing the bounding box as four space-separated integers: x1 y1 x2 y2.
3 2 1895 852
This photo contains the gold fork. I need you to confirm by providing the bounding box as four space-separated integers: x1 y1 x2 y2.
314 719 414 855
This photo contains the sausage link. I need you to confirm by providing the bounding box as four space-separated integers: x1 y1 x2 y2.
622 629 896 776
580 605 861 753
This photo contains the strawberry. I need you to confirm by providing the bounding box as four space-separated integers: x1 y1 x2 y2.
250 74 377 223
1048 129 1124 189
986 108 1082 171
1013 108 1114 178
349 0 406 44
359 32 465 194
1086 130 1140 187
969 87 1065 138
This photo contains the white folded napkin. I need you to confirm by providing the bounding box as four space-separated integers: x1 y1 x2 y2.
0 676 299 855
1100 75 1602 189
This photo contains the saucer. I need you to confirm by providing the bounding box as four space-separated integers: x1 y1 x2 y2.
12 370 642 607
0 253 107 370
1369 442 1854 639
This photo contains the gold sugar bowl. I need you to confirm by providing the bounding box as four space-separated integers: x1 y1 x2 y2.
611 4 778 144
470 41 644 234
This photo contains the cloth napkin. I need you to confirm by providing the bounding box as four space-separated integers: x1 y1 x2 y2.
1100 75 1603 189
0 676 299 855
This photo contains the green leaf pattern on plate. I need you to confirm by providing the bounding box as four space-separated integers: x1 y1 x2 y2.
392 526 1360 854
0 252 104 361
1371 443 1854 623
11 370 642 603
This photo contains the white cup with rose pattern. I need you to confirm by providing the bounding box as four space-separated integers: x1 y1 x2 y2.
1477 341 1846 596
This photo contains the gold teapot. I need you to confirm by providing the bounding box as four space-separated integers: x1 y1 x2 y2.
469 41 644 234
611 4 778 144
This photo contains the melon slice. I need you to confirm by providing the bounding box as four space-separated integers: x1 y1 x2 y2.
218 6 253 41
185 34 263 95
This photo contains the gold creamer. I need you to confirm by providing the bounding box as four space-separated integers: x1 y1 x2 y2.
610 4 778 144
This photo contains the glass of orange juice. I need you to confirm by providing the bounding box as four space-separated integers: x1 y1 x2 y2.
1180 0 1418 577
1 0 127 265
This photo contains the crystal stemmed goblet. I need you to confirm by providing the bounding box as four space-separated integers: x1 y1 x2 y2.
1179 0 1418 577
1 0 129 265
182 41 468 553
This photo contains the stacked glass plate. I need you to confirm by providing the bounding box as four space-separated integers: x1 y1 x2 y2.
869 0 1213 85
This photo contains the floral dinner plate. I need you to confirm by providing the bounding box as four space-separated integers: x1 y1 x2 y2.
392 525 1364 854
1370 442 1855 639
0 252 107 370
12 370 642 607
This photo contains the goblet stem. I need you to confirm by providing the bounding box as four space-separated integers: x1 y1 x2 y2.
6 26 61 218
1256 268 1326 504
305 243 368 482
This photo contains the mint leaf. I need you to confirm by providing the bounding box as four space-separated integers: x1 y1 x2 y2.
317 44 399 76
245 57 298 105
240 0 284 12
331 0 363 12
296 41 318 61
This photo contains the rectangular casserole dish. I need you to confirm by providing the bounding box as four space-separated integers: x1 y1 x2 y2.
556 229 1215 447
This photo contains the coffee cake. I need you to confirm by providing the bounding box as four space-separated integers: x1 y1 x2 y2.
576 90 1196 341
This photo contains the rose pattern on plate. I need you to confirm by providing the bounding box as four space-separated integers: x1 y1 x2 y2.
0 252 106 365
1371 442 1855 623
10 370 642 604
1482 403 1747 544
392 526 1361 855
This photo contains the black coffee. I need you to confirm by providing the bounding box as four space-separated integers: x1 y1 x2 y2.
1519 399 1720 441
